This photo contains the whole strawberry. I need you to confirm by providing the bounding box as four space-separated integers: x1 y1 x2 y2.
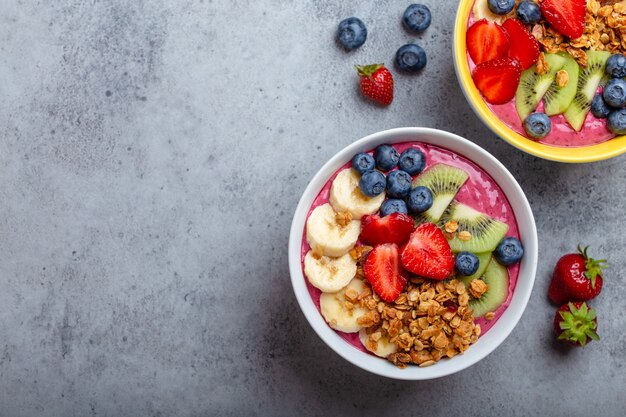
554 302 599 348
548 245 607 305
356 64 394 106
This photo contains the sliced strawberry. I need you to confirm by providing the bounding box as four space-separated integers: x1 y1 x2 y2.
472 58 522 105
364 243 407 302
400 222 454 280
540 0 586 39
466 19 510 65
360 213 414 246
502 18 540 70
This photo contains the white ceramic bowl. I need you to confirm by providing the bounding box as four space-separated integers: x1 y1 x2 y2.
289 127 538 380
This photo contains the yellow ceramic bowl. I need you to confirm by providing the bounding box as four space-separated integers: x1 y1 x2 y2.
453 0 626 163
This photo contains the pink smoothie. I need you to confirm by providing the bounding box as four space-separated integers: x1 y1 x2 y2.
466 12 616 147
300 141 521 354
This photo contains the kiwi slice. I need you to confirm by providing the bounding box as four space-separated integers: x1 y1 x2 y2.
412 164 469 225
457 253 492 287
469 260 509 318
438 201 509 253
544 53 580 116
515 53 566 121
563 50 611 131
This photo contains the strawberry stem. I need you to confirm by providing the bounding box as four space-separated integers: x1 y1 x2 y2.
577 245 608 289
557 302 599 348
355 64 383 78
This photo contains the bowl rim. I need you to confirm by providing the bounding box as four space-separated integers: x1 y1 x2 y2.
453 0 626 163
288 127 538 380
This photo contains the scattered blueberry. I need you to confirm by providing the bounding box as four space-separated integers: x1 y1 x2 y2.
407 186 433 213
455 252 480 276
359 170 386 197
488 0 515 15
494 237 524 266
523 113 551 139
516 0 541 25
380 199 408 217
398 148 426 175
606 53 626 78
607 108 626 135
395 44 427 73
591 94 611 119
374 144 399 171
386 170 412 198
603 78 626 108
351 152 376 175
337 17 367 50
402 4 431 33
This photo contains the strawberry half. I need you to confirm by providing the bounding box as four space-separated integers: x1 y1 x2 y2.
502 18 540 70
540 0 586 39
364 243 407 302
472 57 522 105
356 64 394 106
554 302 600 348
400 222 454 280
466 19 510 65
360 212 414 246
548 245 607 305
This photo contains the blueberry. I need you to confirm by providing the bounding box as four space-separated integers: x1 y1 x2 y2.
395 44 427 73
494 237 524 266
603 78 626 108
407 186 433 213
516 0 541 25
374 144 399 171
398 148 426 175
523 113 551 139
337 17 367 50
606 53 626 78
591 94 611 119
351 152 375 175
455 252 480 276
488 0 515 15
359 170 386 197
607 108 626 134
380 199 408 217
402 4 431 33
386 170 412 198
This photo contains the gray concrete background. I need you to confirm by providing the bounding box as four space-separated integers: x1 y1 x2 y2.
0 0 624 416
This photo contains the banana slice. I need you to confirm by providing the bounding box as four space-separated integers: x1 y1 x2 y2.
320 278 369 333
472 0 506 23
329 168 385 219
306 203 360 257
304 251 356 293
358 328 398 358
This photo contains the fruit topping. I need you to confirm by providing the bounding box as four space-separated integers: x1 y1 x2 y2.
606 53 626 78
337 17 367 50
360 212 414 246
472 57 522 105
466 19 510 65
516 0 542 25
351 152 376 175
607 108 626 134
603 78 626 108
413 164 469 224
364 243 407 302
386 170 412 198
304 251 357 293
356 64 394 106
523 112 552 139
502 18 540 70
380 199 408 217
455 252 480 276
395 44 427 72
402 4 432 33
359 170 387 197
458 253 492 287
397 148 426 175
320 278 369 333
554 302 599 348
544 53 579 116
488 0 515 15
473 0 506 22
358 328 398 358
494 236 524 266
548 245 607 305
400 222 455 280
407 185 433 214
540 0 586 39
515 52 567 120
591 94 611 119
374 144 399 171
468 259 509 318
330 169 385 219
306 203 361 257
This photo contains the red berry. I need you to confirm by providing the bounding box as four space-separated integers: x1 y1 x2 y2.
360 213 414 246
472 57 522 105
356 64 394 106
554 302 599 348
400 222 454 280
540 0 586 39
466 19 510 65
548 245 607 305
363 243 407 302
502 18 540 70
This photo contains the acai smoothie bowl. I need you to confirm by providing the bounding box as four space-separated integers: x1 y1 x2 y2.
288 128 538 380
454 0 626 162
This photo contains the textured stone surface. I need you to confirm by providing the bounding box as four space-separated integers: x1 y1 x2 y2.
0 0 624 416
